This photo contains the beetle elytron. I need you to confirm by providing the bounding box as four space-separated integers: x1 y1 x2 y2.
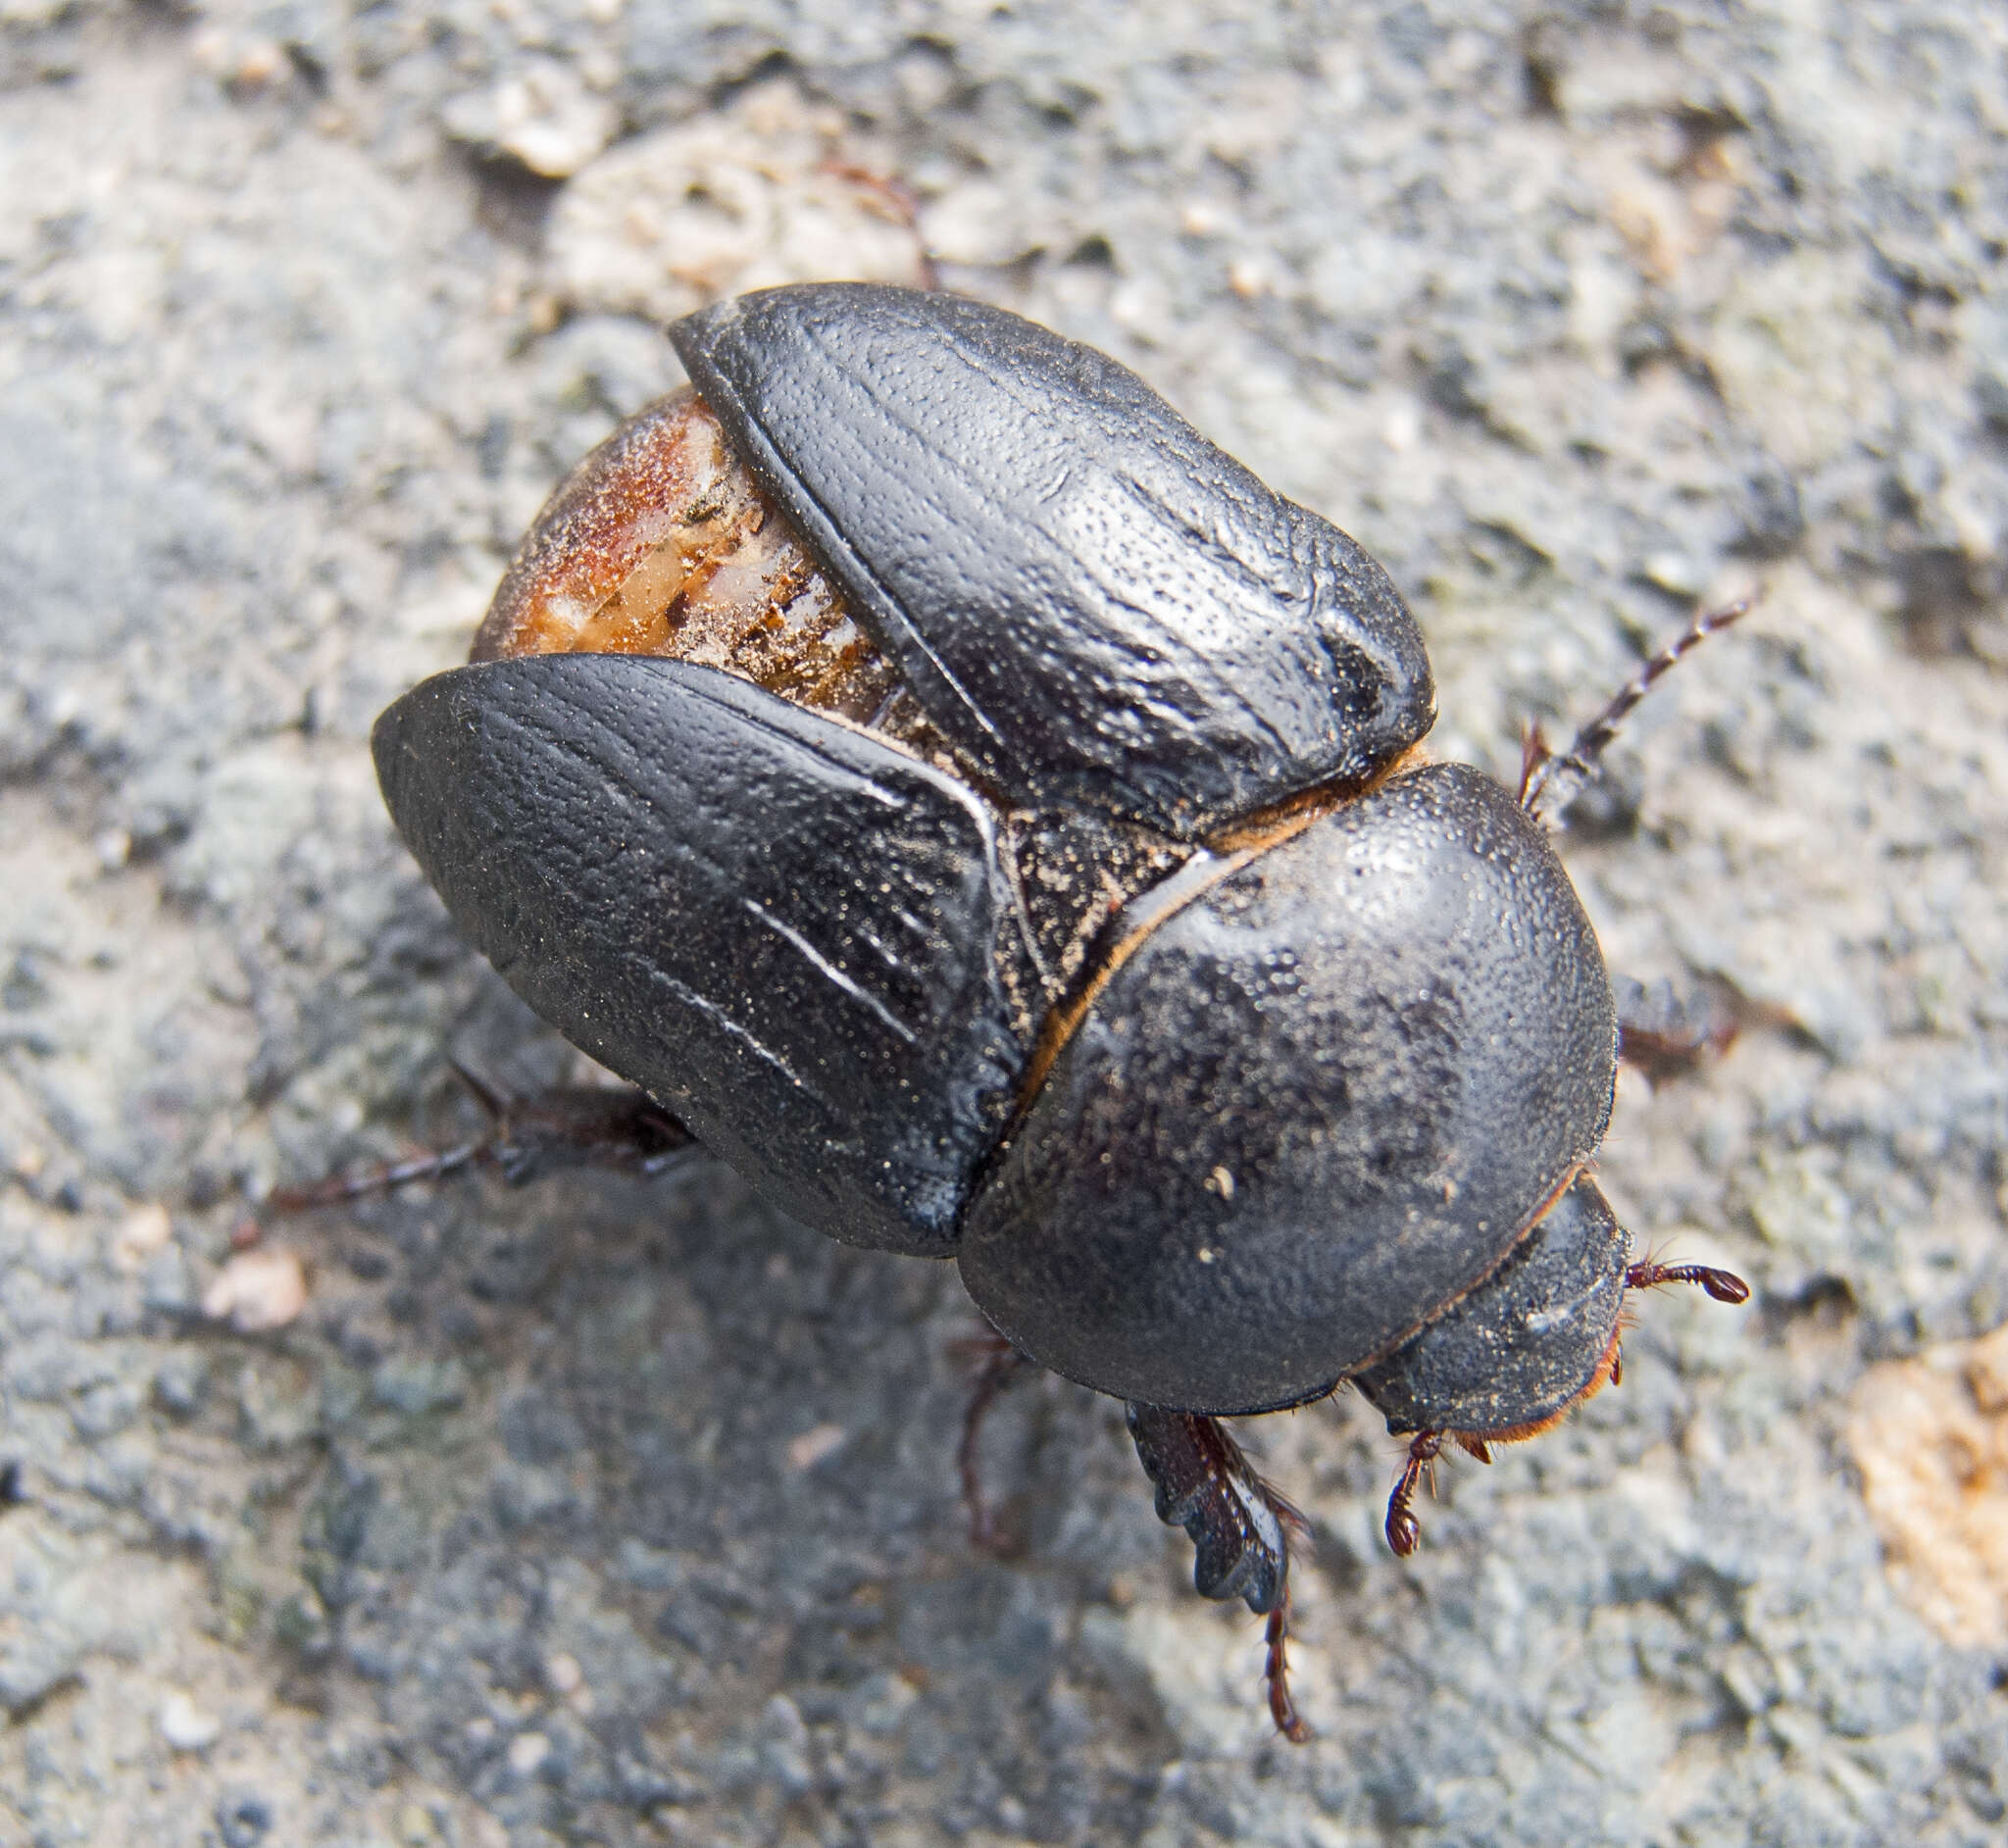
368 283 1748 1737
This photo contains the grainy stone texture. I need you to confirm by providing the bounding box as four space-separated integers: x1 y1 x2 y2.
2 3 2005 1844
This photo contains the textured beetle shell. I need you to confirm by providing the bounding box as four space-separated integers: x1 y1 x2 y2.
456 374 1195 1031
956 764 1619 1415
373 654 1037 1254
1353 1174 1629 1437
375 284 1623 1429
673 283 1435 839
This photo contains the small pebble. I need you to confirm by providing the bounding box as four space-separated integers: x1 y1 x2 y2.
1639 550 1706 597
444 64 617 178
787 1423 848 1470
159 1689 222 1752
507 1730 551 1777
216 1788 274 1847
113 1203 174 1271
153 1351 210 1419
1227 257 1270 298
202 1248 308 1333
545 1651 582 1696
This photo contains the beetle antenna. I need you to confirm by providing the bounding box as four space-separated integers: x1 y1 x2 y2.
1383 1429 1445 1557
1626 1259 1750 1304
1521 592 1756 823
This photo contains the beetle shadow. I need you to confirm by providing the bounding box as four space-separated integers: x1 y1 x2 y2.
257 993 1198 1794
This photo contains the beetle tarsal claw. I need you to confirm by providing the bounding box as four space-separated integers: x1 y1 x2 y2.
1516 721 1554 806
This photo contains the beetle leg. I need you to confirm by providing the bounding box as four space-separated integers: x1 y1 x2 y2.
1263 1585 1307 1743
1521 593 1756 822
478 1081 696 1185
1126 1404 1311 1742
1615 974 1740 1084
271 1069 695 1209
269 1140 490 1210
1383 1429 1446 1558
814 157 940 290
954 1332 1035 1552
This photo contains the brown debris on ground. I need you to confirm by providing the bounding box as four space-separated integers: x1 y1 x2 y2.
1849 1324 2008 1650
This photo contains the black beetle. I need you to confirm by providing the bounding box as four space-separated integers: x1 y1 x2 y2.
364 282 1749 1738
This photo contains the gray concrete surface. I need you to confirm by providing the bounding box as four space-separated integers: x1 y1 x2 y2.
3 2 2006 1843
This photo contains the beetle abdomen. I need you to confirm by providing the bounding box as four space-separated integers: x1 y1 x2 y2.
956 763 1619 1413
373 655 1038 1255
470 387 949 757
673 283 1436 839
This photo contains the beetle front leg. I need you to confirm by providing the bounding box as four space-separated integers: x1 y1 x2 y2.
1126 1404 1311 1742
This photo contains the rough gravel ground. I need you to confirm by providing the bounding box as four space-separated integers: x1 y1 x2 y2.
3 3 2006 1844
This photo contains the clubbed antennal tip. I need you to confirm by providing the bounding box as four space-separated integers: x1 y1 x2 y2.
1383 1430 1444 1558
1521 592 1759 824
1627 1259 1750 1304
